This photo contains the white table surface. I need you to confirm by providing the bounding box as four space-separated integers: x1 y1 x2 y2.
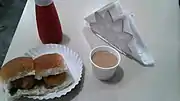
2 0 180 101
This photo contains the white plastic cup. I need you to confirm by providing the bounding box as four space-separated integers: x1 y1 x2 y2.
90 46 121 80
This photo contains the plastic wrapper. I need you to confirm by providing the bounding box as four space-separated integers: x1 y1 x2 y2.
85 1 155 66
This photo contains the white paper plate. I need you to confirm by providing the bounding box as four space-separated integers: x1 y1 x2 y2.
24 44 83 100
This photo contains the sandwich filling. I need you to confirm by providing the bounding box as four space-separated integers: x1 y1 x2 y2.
9 75 36 95
8 72 73 97
9 73 69 96
35 65 68 80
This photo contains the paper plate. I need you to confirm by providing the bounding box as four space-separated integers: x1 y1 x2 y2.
24 44 83 100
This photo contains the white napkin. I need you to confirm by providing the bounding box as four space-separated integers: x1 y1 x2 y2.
85 1 154 66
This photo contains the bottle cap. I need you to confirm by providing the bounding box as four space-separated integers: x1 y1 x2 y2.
35 0 53 6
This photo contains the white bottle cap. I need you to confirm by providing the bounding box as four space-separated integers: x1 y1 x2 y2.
35 0 53 6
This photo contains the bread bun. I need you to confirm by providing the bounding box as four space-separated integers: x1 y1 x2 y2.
0 57 34 82
43 72 66 88
34 53 67 79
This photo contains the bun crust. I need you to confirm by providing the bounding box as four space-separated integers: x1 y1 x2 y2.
0 57 34 82
34 53 66 76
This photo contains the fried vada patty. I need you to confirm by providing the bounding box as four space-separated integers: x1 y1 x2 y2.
11 75 35 90
43 72 66 88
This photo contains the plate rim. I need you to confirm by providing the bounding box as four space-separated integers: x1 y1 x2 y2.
24 44 83 100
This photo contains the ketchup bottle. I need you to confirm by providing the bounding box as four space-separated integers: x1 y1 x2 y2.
35 0 63 44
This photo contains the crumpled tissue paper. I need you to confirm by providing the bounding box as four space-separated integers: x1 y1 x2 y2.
85 1 154 66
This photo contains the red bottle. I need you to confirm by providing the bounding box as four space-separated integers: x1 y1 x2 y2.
35 0 63 44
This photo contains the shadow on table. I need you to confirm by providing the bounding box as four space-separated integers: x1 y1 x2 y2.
101 66 124 84
16 66 85 101
61 34 70 45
